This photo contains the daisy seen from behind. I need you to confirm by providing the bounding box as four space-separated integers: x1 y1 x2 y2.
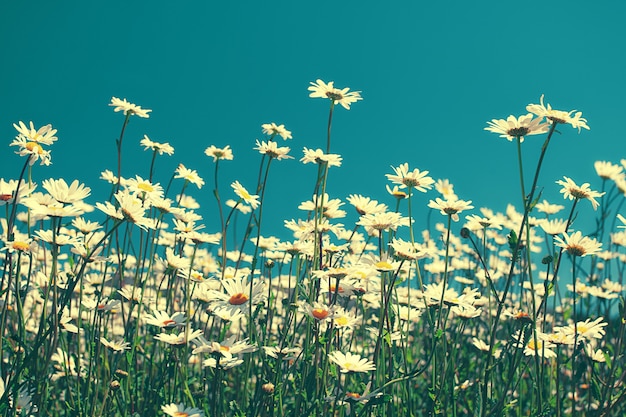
308 79 362 110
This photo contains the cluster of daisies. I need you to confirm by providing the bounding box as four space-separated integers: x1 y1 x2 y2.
0 82 625 416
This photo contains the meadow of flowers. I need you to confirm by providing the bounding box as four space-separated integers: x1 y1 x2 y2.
1 80 626 417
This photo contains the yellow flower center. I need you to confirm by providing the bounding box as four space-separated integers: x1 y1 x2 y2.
138 182 154 193
335 316 349 326
25 142 43 154
162 319 176 326
375 261 393 270
240 189 251 199
173 413 189 417
12 241 30 251
229 293 248 305
0 193 12 201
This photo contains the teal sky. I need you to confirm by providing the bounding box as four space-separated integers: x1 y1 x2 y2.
2 1 625 239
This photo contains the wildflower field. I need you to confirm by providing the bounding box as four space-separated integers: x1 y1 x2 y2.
2 80 626 417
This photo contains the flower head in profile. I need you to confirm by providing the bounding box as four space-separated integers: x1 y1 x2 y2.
308 79 362 110
556 176 605 210
386 163 435 192
301 148 342 167
485 113 549 142
175 164 205 189
261 122 292 140
205 145 234 162
13 121 58 145
42 179 91 204
554 230 602 257
231 181 260 210
255 140 292 160
140 135 174 155
428 197 474 222
328 351 375 373
109 97 151 118
594 160 623 181
526 94 589 132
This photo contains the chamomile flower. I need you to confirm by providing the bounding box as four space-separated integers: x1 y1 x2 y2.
100 337 131 352
428 197 474 222
261 122 292 140
386 163 435 191
42 179 91 204
13 121 58 145
175 164 205 189
204 145 234 162
109 97 151 118
328 351 375 373
556 176 605 210
161 403 204 417
554 231 602 257
535 199 565 215
140 135 174 155
484 113 548 142
231 181 260 210
308 79 362 110
154 329 203 346
301 147 342 167
254 140 292 160
526 94 589 132
143 310 187 328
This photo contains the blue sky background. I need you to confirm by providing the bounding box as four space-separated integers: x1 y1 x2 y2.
1 1 624 240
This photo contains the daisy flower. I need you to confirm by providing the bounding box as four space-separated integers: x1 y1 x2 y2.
328 351 375 373
308 79 362 110
161 403 204 417
140 135 174 155
594 160 623 181
207 275 266 315
357 211 410 234
300 301 335 321
526 94 589 132
300 147 342 167
428 197 474 222
254 140 292 160
554 231 602 257
231 181 260 209
346 194 388 216
513 330 557 358
484 113 548 142
154 329 204 346
42 178 91 204
109 97 151 118
143 310 187 328
10 134 53 166
435 179 457 199
204 145 234 162
261 122 292 140
386 163 435 191
100 337 131 352
13 121 58 145
534 199 565 215
556 176 605 210
175 164 205 189
125 175 164 201
540 218 568 235
562 317 607 341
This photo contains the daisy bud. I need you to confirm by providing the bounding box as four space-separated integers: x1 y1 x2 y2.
460 227 470 239
262 382 275 394
110 380 121 391
115 369 129 378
